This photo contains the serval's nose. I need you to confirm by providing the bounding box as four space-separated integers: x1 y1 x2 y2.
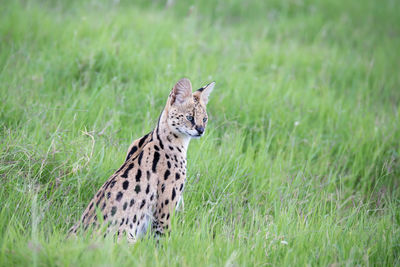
195 125 204 135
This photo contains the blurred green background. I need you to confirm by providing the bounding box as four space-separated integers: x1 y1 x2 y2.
0 0 399 266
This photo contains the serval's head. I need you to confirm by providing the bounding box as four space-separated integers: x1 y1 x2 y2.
166 78 215 138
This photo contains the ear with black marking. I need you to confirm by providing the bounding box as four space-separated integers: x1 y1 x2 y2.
170 78 192 106
196 81 215 105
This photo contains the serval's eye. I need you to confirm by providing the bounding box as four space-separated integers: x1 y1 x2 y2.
186 115 194 122
203 117 207 122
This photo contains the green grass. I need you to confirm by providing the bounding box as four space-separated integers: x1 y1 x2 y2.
1 0 399 265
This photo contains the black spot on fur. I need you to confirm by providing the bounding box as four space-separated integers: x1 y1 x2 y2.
146 184 150 194
135 185 141 193
152 152 160 172
126 146 137 161
155 230 163 236
154 145 159 151
121 163 134 178
164 170 170 180
130 199 135 207
89 202 93 210
169 146 174 150
106 192 111 199
156 118 164 149
146 171 150 181
135 169 142 182
150 194 154 201
165 154 170 159
103 180 111 190
111 206 117 216
140 199 146 209
123 202 128 210
161 184 165 193
180 183 184 191
138 151 144 165
172 188 176 200
166 213 170 220
116 191 123 202
175 173 180 180
167 161 171 169
133 215 137 223
138 133 149 147
165 199 169 205
110 180 116 188
176 147 182 152
161 213 165 219
123 180 129 190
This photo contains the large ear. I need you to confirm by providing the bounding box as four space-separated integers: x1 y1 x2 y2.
170 78 193 106
196 81 215 105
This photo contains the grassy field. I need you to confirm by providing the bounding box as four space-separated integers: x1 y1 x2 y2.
1 0 399 265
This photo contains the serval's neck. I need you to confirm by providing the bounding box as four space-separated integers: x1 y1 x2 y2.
152 110 191 155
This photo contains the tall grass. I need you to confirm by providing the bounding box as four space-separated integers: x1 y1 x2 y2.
0 0 399 265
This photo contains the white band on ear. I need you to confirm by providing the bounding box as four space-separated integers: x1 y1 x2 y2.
171 78 192 105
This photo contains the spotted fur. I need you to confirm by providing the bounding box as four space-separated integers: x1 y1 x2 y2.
68 78 215 242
